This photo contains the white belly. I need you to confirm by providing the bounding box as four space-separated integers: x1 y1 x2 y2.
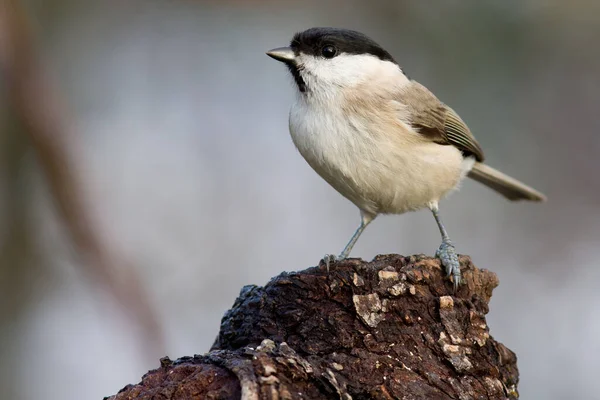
289 101 469 216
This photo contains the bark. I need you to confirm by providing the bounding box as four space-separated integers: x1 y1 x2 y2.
106 254 518 400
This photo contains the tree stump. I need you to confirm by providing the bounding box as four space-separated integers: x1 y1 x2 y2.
106 254 519 399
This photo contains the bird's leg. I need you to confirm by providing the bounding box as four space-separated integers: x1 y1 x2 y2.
429 203 461 290
323 211 375 271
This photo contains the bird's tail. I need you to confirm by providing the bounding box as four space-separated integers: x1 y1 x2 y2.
468 162 546 202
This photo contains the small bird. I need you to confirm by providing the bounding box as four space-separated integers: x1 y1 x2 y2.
267 27 545 289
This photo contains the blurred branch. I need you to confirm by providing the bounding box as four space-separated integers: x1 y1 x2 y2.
0 0 164 354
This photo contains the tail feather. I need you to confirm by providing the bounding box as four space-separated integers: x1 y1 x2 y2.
468 162 546 202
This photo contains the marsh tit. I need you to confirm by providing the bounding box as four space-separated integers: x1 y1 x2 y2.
267 27 545 289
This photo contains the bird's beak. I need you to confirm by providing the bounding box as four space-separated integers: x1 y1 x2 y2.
266 47 296 64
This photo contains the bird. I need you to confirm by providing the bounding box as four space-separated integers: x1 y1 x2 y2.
266 27 545 289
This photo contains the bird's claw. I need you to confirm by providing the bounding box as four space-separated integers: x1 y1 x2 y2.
321 254 342 272
436 241 461 291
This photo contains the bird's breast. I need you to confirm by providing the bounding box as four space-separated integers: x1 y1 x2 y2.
288 99 465 215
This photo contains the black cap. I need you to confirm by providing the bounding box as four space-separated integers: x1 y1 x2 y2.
290 27 396 63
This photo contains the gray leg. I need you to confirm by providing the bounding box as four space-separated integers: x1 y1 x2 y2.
429 203 461 290
323 211 375 271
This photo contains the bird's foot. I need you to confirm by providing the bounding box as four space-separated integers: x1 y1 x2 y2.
321 254 344 272
435 241 461 291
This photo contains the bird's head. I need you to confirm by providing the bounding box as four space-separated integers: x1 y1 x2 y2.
267 27 407 96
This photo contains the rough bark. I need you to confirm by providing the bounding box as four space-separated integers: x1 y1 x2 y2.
106 254 518 400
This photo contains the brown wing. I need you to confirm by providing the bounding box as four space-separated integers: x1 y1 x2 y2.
399 81 485 162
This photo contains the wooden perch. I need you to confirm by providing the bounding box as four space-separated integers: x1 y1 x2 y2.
106 255 519 399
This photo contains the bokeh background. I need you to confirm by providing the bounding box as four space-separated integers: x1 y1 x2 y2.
1 0 599 399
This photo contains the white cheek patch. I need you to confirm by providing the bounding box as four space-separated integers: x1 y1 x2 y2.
297 53 408 91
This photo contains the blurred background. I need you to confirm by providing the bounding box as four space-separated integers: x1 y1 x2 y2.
1 0 599 398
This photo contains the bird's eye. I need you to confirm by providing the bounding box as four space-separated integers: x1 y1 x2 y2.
321 45 337 59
